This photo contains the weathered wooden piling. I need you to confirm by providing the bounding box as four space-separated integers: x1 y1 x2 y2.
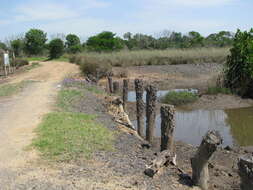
122 79 129 110
113 81 120 94
160 105 176 152
191 130 222 190
108 76 113 93
135 79 145 138
146 85 157 144
238 155 253 190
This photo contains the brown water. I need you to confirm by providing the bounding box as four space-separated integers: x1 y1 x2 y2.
129 91 253 147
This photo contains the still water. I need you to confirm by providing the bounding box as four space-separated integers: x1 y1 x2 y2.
128 89 198 103
128 91 253 147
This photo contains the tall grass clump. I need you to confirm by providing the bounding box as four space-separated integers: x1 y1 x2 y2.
71 47 229 68
162 91 198 106
78 57 112 80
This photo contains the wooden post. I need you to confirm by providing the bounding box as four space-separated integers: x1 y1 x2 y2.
191 131 222 190
113 81 120 94
135 79 145 138
160 105 176 152
146 85 157 144
122 79 129 110
108 77 113 93
238 155 253 190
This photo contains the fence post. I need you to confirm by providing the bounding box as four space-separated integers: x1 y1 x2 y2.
146 85 157 144
113 81 120 94
191 131 222 190
108 77 113 93
135 79 145 138
238 155 253 190
122 79 129 110
160 105 176 152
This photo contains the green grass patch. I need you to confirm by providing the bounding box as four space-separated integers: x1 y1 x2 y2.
26 57 47 62
57 89 83 111
85 86 104 94
25 62 41 71
206 87 231 95
32 112 114 161
53 56 69 62
0 81 32 97
162 91 198 106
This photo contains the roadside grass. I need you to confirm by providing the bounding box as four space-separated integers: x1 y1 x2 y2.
32 112 114 161
33 84 114 161
0 81 32 97
25 62 41 71
26 55 69 62
71 47 229 67
206 87 231 95
26 57 47 62
62 78 104 95
56 89 83 111
162 91 199 106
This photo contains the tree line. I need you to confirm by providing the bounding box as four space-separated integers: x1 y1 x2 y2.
0 29 234 58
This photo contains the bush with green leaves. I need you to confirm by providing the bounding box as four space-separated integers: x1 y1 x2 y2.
11 39 24 57
66 34 82 54
49 38 64 59
86 31 124 52
13 58 29 68
79 57 112 80
161 91 198 106
224 29 253 97
24 29 47 55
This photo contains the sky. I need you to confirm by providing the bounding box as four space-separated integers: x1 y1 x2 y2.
0 0 252 41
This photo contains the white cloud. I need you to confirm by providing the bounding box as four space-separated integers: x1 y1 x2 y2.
15 3 78 22
13 0 110 22
146 0 234 7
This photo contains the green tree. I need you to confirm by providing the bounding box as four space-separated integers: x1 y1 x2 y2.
65 34 82 53
188 31 204 47
24 29 47 55
49 38 64 59
86 31 124 52
11 39 24 57
0 42 7 50
225 29 253 97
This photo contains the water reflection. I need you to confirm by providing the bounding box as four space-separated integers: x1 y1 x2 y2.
128 89 198 103
225 107 253 146
133 107 253 147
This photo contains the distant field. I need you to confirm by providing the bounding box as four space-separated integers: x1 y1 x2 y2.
71 47 230 67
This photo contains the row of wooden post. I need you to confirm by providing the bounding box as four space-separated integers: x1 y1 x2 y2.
107 76 252 190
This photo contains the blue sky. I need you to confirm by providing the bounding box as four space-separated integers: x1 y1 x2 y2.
0 0 252 41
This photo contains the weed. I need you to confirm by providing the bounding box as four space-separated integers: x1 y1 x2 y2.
32 112 114 161
71 47 229 67
162 91 198 106
206 87 231 95
0 81 32 97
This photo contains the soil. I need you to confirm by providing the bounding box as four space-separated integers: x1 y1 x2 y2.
0 62 249 189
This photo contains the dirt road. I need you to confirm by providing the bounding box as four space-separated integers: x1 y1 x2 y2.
0 61 79 189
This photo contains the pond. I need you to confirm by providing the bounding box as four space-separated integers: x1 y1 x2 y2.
128 91 253 147
127 89 198 103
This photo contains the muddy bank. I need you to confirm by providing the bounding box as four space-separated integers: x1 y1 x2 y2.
111 63 222 91
181 94 253 110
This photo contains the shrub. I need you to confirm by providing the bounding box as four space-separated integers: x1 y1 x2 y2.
49 38 64 59
162 91 198 106
206 87 231 95
224 29 253 97
13 58 29 68
66 34 82 54
24 29 47 55
79 57 112 80
86 31 124 52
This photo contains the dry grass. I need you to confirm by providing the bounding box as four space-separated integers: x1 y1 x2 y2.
71 47 230 67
